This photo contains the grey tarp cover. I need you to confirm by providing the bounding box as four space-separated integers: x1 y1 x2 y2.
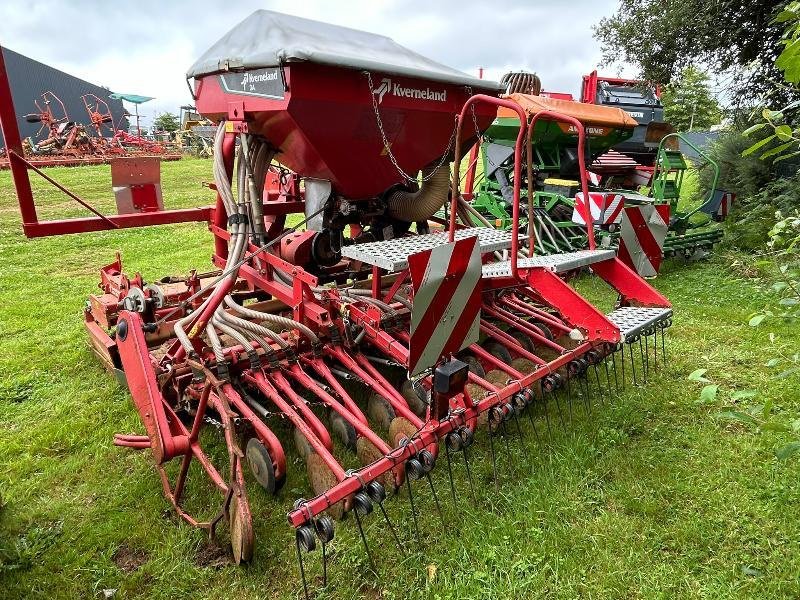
187 10 501 90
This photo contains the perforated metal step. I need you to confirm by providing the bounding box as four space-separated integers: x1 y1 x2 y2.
482 249 616 279
341 227 521 272
606 306 673 341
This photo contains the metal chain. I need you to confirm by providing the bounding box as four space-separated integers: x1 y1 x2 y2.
364 71 456 183
464 85 484 141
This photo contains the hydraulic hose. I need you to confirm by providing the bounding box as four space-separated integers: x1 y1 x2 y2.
386 167 450 223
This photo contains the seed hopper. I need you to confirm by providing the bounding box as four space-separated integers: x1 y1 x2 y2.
0 10 673 591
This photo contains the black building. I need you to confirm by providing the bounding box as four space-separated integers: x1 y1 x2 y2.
0 47 128 146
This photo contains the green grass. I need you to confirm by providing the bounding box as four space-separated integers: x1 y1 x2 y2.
1 159 799 599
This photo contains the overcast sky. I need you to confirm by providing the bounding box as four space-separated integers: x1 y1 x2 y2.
1 0 633 125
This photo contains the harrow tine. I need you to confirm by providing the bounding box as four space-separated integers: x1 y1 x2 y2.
321 537 328 586
611 349 620 391
462 443 478 504
425 472 445 525
295 530 312 600
352 503 377 573
377 497 404 554
488 425 499 488
512 410 529 452
525 401 542 447
620 344 626 389
629 342 637 385
405 474 422 547
651 330 658 371
604 354 614 395
661 326 667 365
579 374 592 412
550 386 567 429
592 364 604 405
539 381 554 438
500 417 512 454
444 442 458 506
642 336 649 382
564 375 574 422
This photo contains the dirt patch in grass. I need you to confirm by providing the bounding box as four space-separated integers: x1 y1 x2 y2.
194 542 231 568
112 544 149 574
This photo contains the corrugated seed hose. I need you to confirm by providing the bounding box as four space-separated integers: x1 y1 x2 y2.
386 167 450 223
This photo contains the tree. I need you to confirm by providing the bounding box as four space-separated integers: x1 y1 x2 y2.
661 66 722 131
153 112 180 133
593 0 797 106
741 3 800 170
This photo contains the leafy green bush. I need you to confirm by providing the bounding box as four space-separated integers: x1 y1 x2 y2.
723 171 800 249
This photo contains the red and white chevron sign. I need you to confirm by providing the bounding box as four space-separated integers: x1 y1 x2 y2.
716 191 735 220
407 236 482 376
618 204 670 278
572 192 625 226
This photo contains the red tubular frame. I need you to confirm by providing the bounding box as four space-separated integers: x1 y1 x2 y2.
0 46 211 238
287 339 594 527
449 95 528 246
448 96 596 280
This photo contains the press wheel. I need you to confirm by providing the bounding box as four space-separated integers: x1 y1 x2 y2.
306 453 345 520
229 496 254 564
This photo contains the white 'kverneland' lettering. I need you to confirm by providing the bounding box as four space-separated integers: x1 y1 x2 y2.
390 83 447 102
373 77 447 104
240 71 279 88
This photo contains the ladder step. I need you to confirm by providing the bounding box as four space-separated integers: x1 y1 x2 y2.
341 227 523 272
606 306 672 341
482 249 616 279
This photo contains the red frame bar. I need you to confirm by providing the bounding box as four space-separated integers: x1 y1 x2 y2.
0 45 214 238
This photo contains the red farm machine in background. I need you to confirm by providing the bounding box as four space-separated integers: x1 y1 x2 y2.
0 90 181 170
0 10 673 593
19 91 97 161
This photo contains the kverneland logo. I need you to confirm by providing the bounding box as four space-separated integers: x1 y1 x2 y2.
372 77 447 104
240 71 279 88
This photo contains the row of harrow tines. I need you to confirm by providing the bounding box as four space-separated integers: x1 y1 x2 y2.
108 111 672 593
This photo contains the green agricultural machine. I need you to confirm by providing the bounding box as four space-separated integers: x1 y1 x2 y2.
465 89 733 270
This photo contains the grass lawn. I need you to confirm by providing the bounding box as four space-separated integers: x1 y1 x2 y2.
1 158 799 599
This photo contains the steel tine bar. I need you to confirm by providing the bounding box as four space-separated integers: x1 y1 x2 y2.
425 472 445 525
406 475 422 547
488 426 499 488
500 417 512 455
552 388 567 428
651 330 658 371
611 349 620 391
377 499 405 554
593 364 604 405
565 374 574 421
322 541 328 586
580 373 592 411
539 381 553 438
296 538 311 600
462 443 478 504
444 442 458 506
353 505 377 573
603 356 613 398
525 403 542 446
512 410 529 452
629 342 637 385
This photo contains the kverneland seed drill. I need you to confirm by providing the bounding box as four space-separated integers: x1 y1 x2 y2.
0 11 673 592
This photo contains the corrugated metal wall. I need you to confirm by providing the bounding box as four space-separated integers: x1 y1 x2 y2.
0 47 129 145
